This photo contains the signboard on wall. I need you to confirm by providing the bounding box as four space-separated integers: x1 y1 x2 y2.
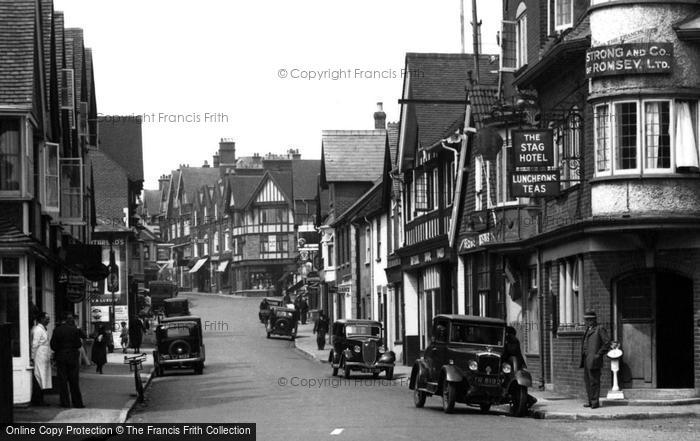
512 130 554 167
510 172 560 197
156 244 172 263
585 43 673 78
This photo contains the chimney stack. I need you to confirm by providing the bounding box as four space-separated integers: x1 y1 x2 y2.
202 160 210 168
374 102 386 129
213 152 220 168
158 174 170 191
218 138 236 167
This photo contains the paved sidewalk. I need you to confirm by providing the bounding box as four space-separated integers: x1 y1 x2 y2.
293 322 700 420
13 344 155 424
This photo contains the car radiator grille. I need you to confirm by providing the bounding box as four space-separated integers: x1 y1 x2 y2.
363 341 377 365
478 354 501 374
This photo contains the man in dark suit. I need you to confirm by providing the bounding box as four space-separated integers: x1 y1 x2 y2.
580 310 610 409
313 311 330 350
50 316 85 408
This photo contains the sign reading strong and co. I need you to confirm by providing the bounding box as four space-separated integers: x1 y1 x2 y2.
510 172 560 197
512 130 554 167
585 43 673 78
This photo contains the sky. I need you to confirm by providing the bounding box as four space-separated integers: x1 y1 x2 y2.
54 0 502 188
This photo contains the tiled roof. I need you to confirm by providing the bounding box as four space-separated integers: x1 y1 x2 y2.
321 130 386 183
0 0 38 106
268 170 293 203
179 166 220 204
65 28 84 101
54 11 64 69
292 159 321 200
227 174 262 209
415 103 466 148
141 189 162 217
469 86 500 129
98 116 144 182
88 148 129 221
405 53 499 101
0 218 34 246
40 0 53 111
333 180 384 226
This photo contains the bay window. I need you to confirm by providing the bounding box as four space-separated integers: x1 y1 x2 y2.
553 111 582 189
59 158 83 222
594 99 698 176
0 257 21 357
42 143 60 212
414 169 434 213
260 235 288 255
259 207 285 224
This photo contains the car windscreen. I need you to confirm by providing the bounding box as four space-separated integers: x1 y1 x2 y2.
157 322 197 338
346 325 380 337
450 323 503 346
274 310 294 318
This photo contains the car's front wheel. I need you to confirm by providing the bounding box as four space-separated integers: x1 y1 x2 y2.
342 358 351 379
442 379 457 413
413 388 427 408
385 367 394 380
194 362 203 375
510 385 528 417
479 403 491 413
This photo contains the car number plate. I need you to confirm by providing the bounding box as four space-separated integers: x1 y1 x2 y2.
361 368 378 373
474 376 499 386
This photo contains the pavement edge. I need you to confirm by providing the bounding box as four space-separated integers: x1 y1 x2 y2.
118 367 156 423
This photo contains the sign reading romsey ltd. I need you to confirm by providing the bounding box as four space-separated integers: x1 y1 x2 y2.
510 172 560 197
585 43 673 78
512 130 554 167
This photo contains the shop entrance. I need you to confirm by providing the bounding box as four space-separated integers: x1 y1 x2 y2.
616 271 694 388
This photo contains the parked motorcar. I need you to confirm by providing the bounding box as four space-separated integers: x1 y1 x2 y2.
148 281 178 316
328 319 395 380
153 315 205 376
409 315 532 416
164 297 190 317
259 297 284 324
265 306 298 340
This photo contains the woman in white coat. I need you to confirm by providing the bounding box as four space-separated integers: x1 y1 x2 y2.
31 312 52 405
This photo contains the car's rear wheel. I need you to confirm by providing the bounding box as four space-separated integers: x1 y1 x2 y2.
479 403 491 413
386 367 394 380
510 385 528 417
413 388 427 408
372 372 380 379
442 379 457 413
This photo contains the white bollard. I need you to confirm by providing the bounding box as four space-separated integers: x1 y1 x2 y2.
606 346 625 400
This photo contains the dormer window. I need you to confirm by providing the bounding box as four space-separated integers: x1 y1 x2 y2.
553 0 573 32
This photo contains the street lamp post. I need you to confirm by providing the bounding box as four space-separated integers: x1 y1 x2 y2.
108 238 119 332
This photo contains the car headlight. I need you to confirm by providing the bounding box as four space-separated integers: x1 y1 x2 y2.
468 360 478 371
378 346 386 354
502 363 512 374
353 345 361 353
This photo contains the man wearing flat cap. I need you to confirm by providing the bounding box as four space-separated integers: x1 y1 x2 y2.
580 310 610 409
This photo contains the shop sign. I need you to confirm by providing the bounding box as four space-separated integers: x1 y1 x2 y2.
66 275 86 303
585 42 673 78
410 255 420 266
510 172 560 197
479 233 494 246
91 305 110 323
90 239 125 246
156 244 172 263
459 237 477 252
512 130 554 167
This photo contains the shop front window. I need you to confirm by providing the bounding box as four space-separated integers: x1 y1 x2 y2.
0 257 21 357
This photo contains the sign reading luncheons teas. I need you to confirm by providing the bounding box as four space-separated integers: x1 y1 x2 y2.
512 130 554 167
585 43 673 78
510 172 560 197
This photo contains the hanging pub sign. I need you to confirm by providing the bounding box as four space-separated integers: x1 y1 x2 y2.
512 130 554 167
156 244 172 263
510 171 560 197
585 42 673 78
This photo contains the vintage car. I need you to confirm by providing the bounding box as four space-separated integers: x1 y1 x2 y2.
164 297 190 317
328 319 395 379
265 306 298 340
153 315 205 376
258 297 284 323
409 315 532 416
148 281 178 316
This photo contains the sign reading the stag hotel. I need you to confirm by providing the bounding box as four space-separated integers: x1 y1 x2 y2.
585 42 673 78
512 130 554 167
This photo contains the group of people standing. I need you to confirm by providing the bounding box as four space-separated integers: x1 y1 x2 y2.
29 312 150 408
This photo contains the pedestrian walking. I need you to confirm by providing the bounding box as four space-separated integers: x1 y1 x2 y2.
313 311 330 350
30 312 52 406
299 296 309 325
50 315 85 408
91 325 108 374
580 310 611 409
502 326 526 370
282 291 291 306
129 315 145 353
120 321 129 353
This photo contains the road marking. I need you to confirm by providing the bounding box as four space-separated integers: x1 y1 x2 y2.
330 428 344 435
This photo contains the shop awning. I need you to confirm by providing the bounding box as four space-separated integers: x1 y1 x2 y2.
188 258 208 274
216 260 229 272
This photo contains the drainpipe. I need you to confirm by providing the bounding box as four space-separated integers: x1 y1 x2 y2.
364 216 374 320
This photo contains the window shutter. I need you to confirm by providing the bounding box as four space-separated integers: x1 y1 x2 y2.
500 20 517 72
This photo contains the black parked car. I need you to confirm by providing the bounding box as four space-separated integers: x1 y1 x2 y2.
163 297 190 317
153 315 205 376
265 306 298 340
259 298 284 324
328 319 395 379
409 315 532 416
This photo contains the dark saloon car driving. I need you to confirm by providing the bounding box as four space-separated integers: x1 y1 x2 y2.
153 315 205 376
265 306 298 340
409 315 532 416
328 319 395 379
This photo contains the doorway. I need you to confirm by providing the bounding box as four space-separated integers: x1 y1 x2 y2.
616 271 694 388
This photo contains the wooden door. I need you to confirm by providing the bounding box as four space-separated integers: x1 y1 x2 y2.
617 274 654 388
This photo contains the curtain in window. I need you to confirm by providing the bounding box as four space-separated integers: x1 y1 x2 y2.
675 101 699 169
645 102 671 169
0 120 21 191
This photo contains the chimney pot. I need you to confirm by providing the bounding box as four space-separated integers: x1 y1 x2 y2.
374 102 386 129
